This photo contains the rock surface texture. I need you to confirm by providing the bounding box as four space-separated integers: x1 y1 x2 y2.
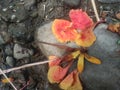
81 24 120 90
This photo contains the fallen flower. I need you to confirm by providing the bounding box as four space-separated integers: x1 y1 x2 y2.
52 9 96 47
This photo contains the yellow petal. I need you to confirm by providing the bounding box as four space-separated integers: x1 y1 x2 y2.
71 50 81 59
62 50 81 61
77 54 84 73
85 54 101 64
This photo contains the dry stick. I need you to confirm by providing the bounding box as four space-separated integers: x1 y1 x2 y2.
91 0 100 21
0 59 56 75
0 69 17 90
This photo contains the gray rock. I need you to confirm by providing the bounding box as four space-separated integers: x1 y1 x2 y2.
13 44 33 59
6 56 15 67
63 0 81 7
35 21 79 57
4 45 13 56
81 24 120 90
98 0 120 3
24 0 36 10
0 31 11 45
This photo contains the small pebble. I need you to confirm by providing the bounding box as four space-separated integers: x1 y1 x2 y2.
4 45 13 56
6 56 15 67
0 31 11 45
2 8 7 12
13 44 33 59
116 12 120 20
9 5 13 9
11 15 16 20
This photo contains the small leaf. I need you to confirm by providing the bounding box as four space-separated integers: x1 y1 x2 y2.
1 78 14 83
59 71 74 90
85 54 101 64
77 54 84 73
48 56 62 67
48 63 71 83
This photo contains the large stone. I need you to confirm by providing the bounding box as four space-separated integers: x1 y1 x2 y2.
81 24 120 90
35 22 120 90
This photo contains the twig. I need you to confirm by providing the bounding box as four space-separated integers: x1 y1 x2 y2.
91 0 100 21
0 59 55 75
0 69 17 90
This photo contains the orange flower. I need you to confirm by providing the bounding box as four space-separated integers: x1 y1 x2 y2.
69 9 94 30
52 19 79 43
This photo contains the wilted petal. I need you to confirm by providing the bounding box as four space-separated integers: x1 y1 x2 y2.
52 19 79 42
85 53 101 64
77 54 84 73
48 56 62 67
48 63 71 83
67 70 83 90
75 29 96 47
69 9 93 30
59 71 74 90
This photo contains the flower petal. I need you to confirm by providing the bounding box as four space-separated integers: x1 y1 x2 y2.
59 71 74 90
75 28 96 47
77 54 84 73
85 54 101 64
52 19 79 42
48 56 62 67
69 9 93 30
67 70 83 90
48 63 71 83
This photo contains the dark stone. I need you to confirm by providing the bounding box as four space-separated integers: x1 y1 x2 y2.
98 0 120 3
81 24 120 90
63 0 81 8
